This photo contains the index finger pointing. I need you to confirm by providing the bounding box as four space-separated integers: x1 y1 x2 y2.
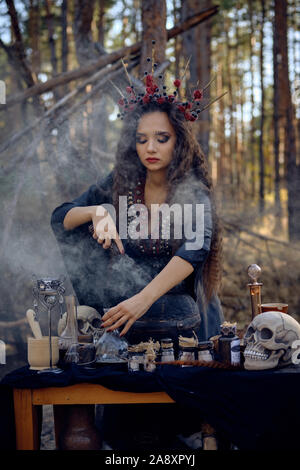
114 232 125 255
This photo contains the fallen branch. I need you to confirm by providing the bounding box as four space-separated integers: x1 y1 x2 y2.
0 318 27 328
0 58 168 158
0 60 127 155
1 5 219 109
55 63 138 126
222 220 296 248
224 226 267 254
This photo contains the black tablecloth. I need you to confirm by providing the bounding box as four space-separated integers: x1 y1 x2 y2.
1 363 300 450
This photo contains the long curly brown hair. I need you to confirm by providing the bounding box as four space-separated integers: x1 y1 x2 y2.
112 101 222 300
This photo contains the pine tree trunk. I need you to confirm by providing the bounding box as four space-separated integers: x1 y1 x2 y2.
61 0 69 74
181 0 212 158
259 0 265 213
97 0 105 46
73 0 97 66
94 0 107 154
216 60 226 190
120 0 127 48
291 0 300 173
248 0 256 199
130 0 140 44
272 1 281 215
44 0 58 76
60 0 70 110
72 0 111 179
5 0 36 88
28 0 41 80
240 70 246 199
44 0 60 102
234 3 241 197
173 0 181 80
274 0 300 240
140 0 167 74
224 16 235 195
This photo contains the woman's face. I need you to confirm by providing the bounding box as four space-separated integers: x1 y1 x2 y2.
135 111 176 173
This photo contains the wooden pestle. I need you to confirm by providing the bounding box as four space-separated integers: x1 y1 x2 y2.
26 309 43 339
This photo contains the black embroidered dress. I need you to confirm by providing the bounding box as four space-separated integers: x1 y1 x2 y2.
51 171 223 345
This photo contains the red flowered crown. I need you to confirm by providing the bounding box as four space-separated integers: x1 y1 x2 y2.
113 40 226 122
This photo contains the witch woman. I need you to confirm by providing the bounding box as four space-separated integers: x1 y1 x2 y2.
51 70 224 448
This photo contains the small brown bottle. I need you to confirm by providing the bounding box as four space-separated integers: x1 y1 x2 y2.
218 322 240 366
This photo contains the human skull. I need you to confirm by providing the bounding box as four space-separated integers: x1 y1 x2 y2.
58 305 102 336
243 311 300 370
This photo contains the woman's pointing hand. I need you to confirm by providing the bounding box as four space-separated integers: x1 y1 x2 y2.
91 205 124 254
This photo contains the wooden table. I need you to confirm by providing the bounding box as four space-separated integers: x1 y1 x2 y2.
13 383 175 450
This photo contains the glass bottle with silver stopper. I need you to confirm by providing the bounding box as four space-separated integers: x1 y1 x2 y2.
218 322 240 366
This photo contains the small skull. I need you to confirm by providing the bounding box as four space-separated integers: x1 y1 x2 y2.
243 311 300 370
58 305 102 336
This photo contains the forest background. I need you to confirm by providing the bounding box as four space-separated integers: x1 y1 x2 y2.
0 0 299 378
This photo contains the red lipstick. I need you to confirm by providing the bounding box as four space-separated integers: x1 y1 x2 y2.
146 158 160 163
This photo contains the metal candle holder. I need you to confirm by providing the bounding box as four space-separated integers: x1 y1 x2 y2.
32 275 65 370
247 264 263 320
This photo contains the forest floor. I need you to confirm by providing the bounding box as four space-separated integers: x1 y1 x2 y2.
219 204 300 328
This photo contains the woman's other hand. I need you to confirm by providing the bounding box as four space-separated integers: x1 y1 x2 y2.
91 205 124 254
101 292 152 336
